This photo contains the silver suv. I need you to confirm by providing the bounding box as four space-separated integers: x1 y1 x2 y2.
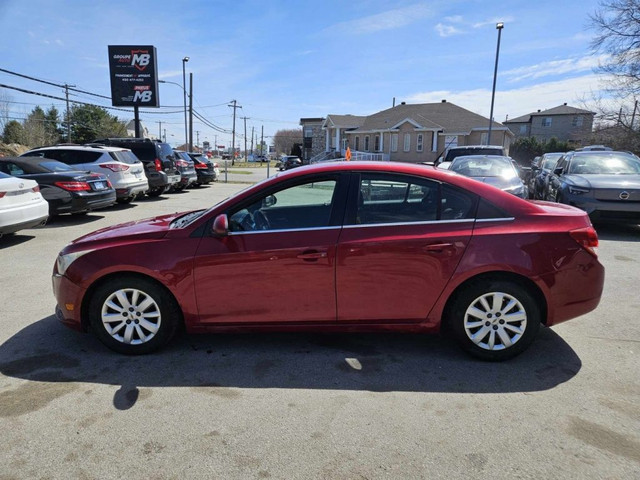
21 145 149 204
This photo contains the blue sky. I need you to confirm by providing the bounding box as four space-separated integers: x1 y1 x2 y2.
0 0 608 149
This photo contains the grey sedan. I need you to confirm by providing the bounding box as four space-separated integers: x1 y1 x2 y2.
449 155 528 198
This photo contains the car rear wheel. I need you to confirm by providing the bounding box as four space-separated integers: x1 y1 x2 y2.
88 276 180 354
147 187 165 197
450 280 540 361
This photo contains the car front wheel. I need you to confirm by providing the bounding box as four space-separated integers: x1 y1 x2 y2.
450 280 540 361
88 276 180 354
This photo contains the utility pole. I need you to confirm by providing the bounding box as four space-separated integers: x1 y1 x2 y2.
241 116 249 162
163 128 167 143
189 72 193 152
250 126 254 158
156 121 162 140
196 130 200 149
214 135 218 155
228 100 242 165
64 84 75 143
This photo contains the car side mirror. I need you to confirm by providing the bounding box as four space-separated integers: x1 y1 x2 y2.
263 194 277 208
212 214 229 236
553 167 564 175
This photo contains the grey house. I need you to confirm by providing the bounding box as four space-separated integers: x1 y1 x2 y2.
301 101 513 164
504 103 594 145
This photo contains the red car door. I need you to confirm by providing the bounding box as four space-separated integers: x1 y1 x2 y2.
336 173 475 323
193 176 345 325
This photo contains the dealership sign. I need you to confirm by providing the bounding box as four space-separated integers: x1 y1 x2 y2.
108 45 159 107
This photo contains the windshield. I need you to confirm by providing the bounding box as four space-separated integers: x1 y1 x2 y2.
450 156 518 178
568 153 640 174
542 154 563 170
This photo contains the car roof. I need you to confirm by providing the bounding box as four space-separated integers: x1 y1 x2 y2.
28 144 129 153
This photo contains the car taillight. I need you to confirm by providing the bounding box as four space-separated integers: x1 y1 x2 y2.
194 163 207 169
154 159 162 172
175 159 189 167
570 226 599 257
0 191 6 198
32 186 40 193
100 163 129 172
54 181 91 192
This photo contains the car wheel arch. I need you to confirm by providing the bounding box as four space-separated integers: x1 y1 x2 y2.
441 271 548 334
80 271 184 333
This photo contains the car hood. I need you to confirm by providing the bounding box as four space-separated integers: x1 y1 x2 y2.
68 212 183 248
564 174 640 189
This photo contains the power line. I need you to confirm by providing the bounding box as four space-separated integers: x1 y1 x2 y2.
0 83 184 115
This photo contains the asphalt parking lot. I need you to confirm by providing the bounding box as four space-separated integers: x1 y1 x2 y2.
1 174 639 479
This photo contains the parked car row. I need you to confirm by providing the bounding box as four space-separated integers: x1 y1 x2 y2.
0 139 220 237
531 149 640 224
436 146 640 225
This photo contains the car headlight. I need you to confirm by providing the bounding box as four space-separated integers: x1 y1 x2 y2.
568 186 590 195
56 250 94 275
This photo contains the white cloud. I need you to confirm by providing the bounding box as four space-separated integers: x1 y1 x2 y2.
325 4 433 35
406 73 610 122
502 55 609 82
435 23 464 37
444 15 464 23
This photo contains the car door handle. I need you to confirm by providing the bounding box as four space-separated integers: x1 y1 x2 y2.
297 250 328 261
423 243 453 253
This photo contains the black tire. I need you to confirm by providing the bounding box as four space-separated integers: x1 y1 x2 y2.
88 275 180 355
449 280 540 361
116 197 134 204
147 187 165 198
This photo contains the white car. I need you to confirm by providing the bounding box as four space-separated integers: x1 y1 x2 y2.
0 172 49 237
21 145 149 204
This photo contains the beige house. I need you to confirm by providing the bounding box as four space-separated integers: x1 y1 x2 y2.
504 103 595 145
303 101 513 163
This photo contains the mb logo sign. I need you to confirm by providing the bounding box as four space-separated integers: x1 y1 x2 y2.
133 86 153 103
131 51 151 71
108 45 159 108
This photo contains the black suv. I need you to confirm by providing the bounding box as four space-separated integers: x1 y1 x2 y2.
91 138 181 196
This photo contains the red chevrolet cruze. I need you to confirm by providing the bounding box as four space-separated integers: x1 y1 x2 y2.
53 161 604 360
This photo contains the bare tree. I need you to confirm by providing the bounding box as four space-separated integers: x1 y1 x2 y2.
590 0 640 96
0 90 12 133
273 128 302 155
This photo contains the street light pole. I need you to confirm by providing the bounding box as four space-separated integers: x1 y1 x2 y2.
182 56 190 151
487 22 504 146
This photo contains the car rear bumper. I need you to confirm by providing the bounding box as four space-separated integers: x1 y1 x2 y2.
114 179 149 199
0 200 49 234
51 191 116 214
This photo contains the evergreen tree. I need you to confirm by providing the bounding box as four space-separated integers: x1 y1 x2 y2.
2 120 25 144
66 104 127 144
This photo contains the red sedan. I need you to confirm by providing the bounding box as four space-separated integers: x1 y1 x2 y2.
52 161 604 360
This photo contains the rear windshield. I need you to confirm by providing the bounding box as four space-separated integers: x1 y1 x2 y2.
126 144 154 161
157 143 175 161
445 148 503 162
110 150 141 164
39 160 76 172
